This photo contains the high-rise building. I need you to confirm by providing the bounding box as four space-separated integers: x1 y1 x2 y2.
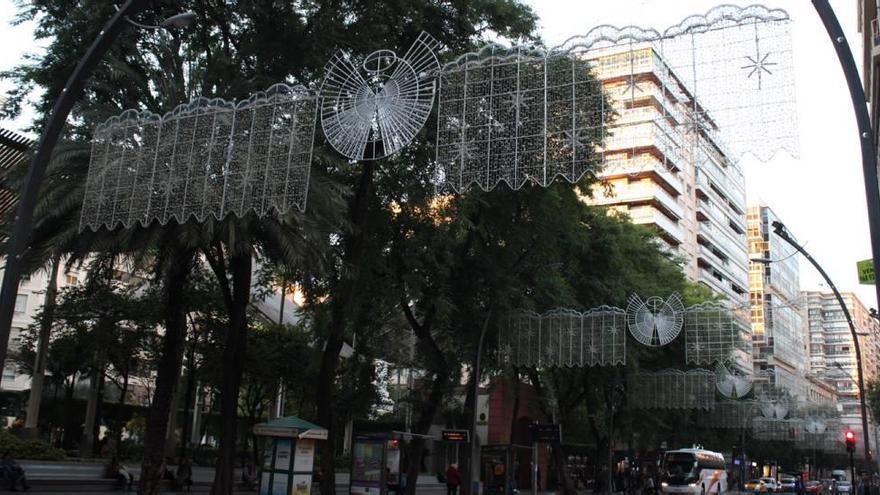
747 205 809 399
588 45 750 306
803 290 880 454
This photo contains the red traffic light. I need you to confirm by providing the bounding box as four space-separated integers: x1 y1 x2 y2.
845 431 856 442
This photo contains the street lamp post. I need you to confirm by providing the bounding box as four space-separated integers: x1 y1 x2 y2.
810 0 880 405
771 221 874 471
0 2 195 384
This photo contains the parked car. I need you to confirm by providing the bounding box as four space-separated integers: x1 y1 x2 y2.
746 479 770 492
805 480 823 494
762 478 781 492
780 476 797 492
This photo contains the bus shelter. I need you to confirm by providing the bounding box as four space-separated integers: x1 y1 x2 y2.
253 416 328 495
349 433 405 495
481 444 533 495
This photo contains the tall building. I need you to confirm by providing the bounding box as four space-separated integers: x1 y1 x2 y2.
747 205 809 399
586 45 751 371
804 290 880 455
588 45 750 306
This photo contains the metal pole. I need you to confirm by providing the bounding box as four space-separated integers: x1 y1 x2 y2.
773 221 873 470
810 3 880 462
471 313 491 495
533 441 538 495
0 0 150 384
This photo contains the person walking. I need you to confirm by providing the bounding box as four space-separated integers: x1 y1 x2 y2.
0 452 29 492
446 463 461 495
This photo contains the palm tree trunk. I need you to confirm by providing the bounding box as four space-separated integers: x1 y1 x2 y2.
318 160 376 495
25 254 61 431
210 250 252 495
138 248 195 495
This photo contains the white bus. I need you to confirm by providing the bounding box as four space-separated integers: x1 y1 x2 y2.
660 449 727 495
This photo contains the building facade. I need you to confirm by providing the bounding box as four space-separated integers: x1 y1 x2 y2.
803 290 880 455
588 45 750 306
747 205 809 399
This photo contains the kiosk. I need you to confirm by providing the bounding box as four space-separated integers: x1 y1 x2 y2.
253 416 328 495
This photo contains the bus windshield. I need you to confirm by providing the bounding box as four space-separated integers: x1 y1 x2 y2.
664 453 697 477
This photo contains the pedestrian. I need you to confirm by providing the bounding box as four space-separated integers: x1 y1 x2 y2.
645 474 655 495
0 452 29 492
795 475 803 495
107 456 133 490
175 456 193 492
242 460 258 490
445 463 461 495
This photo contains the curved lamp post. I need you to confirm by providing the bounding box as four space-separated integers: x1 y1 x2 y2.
771 220 873 469
0 2 195 385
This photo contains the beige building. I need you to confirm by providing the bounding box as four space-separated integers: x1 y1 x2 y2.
586 45 751 370
747 205 810 400
588 45 749 305
804 290 880 455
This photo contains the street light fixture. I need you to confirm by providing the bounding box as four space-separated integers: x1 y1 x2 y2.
771 220 874 471
124 11 197 31
0 1 197 384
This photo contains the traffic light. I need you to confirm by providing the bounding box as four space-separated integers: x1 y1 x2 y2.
845 430 857 453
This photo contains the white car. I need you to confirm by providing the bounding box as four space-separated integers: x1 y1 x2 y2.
760 478 780 492
836 481 852 494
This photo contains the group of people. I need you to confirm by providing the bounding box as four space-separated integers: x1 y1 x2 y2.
107 456 193 491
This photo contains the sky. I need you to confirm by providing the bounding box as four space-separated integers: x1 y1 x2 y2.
0 0 877 309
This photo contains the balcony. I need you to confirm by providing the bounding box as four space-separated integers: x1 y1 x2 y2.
604 121 684 168
695 153 746 211
602 154 684 196
594 179 685 220
627 206 685 245
697 218 748 272
698 244 747 291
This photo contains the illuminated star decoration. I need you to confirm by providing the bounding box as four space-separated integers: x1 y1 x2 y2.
741 49 776 90
561 129 589 152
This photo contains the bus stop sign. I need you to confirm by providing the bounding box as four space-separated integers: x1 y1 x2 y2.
442 430 470 443
528 423 561 443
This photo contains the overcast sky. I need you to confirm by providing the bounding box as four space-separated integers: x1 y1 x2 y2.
0 0 876 310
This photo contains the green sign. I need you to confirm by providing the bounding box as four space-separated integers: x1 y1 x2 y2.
857 259 875 285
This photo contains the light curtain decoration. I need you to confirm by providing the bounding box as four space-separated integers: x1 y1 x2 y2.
626 293 684 347
321 32 442 161
499 307 626 367
433 4 796 193
752 417 803 441
80 84 318 231
698 399 756 429
627 369 716 410
685 302 741 364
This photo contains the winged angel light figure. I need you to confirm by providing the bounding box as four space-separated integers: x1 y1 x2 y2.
715 362 753 399
320 32 442 161
626 294 684 347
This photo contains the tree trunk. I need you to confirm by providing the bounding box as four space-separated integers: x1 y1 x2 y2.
180 336 197 458
164 371 186 458
25 254 61 431
80 363 103 457
138 249 195 495
113 369 129 456
318 160 376 495
210 250 252 495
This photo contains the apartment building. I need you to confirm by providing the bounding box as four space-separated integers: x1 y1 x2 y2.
804 290 880 454
747 205 810 400
588 45 750 305
586 45 751 371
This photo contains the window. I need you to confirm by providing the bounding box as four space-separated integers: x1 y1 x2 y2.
13 295 27 314
65 275 78 286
